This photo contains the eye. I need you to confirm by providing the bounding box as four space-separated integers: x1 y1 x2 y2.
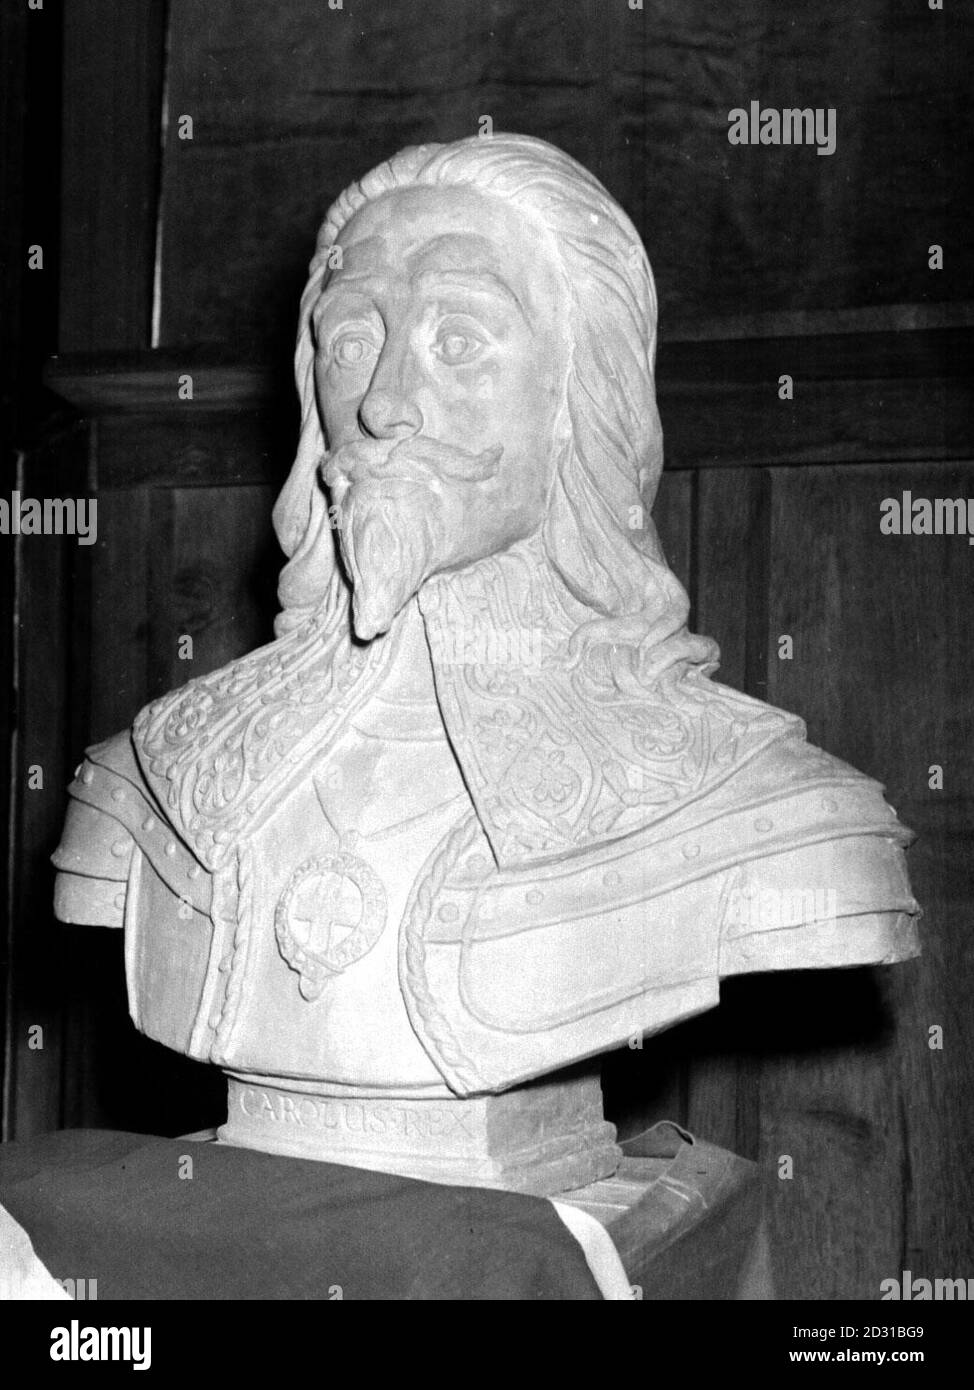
331 331 380 368
433 324 487 366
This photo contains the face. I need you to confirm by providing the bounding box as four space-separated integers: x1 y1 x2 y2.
313 184 569 639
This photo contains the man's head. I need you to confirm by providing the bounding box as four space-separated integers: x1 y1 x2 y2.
316 182 570 639
275 134 694 661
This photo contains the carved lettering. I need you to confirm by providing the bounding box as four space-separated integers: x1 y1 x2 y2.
234 1086 478 1144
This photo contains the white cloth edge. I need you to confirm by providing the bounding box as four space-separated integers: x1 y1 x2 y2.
0 1201 70 1301
550 1199 636 1300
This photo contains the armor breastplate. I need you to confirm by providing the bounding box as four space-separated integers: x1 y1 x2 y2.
55 716 919 1096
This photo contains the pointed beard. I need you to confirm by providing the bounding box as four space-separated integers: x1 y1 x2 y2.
337 481 437 640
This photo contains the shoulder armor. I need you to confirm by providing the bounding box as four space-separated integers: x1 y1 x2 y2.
53 730 212 925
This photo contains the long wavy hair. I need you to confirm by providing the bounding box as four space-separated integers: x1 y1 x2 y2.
272 134 716 682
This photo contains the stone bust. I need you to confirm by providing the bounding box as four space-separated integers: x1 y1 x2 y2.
53 135 919 1193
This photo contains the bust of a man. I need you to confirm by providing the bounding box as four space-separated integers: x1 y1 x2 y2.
54 135 919 1193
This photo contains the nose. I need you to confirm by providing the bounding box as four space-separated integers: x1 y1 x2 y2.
358 387 423 441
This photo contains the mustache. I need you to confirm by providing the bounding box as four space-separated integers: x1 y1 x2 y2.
322 435 503 490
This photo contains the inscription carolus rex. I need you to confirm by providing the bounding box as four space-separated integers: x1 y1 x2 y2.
53 134 919 1193
235 1085 476 1143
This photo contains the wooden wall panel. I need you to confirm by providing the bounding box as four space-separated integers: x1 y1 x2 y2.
650 469 693 595
680 469 767 1158
6 425 90 1138
59 0 167 353
659 326 974 469
154 1 972 351
88 485 152 740
162 484 279 689
758 461 974 1299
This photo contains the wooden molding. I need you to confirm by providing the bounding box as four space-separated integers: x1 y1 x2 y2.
44 355 283 415
43 311 974 483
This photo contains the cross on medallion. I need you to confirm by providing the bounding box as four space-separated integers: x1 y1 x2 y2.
292 870 363 957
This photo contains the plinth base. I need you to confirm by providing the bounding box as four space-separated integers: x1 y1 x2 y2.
560 1129 772 1298
217 1067 622 1196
